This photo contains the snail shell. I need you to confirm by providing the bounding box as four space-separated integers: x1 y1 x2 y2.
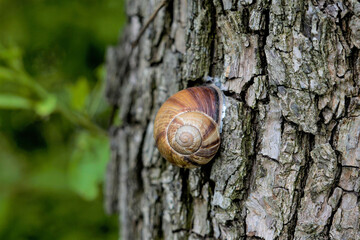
153 85 223 168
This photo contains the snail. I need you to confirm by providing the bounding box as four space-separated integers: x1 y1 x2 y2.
153 85 224 168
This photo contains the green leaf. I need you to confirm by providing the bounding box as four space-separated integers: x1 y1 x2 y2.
86 64 108 117
69 77 89 111
0 45 23 70
68 131 110 200
34 95 57 116
0 94 33 109
0 66 15 81
28 164 69 192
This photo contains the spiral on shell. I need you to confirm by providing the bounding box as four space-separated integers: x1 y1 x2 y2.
153 86 223 168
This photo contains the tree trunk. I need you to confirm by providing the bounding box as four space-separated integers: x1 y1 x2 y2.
104 0 360 239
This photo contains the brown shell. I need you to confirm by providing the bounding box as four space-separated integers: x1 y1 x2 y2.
153 86 223 168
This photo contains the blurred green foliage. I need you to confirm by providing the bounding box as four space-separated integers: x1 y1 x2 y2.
0 0 126 239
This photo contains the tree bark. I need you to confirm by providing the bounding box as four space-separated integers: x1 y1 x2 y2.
105 0 360 239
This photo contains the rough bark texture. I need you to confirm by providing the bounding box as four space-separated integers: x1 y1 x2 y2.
105 0 360 239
